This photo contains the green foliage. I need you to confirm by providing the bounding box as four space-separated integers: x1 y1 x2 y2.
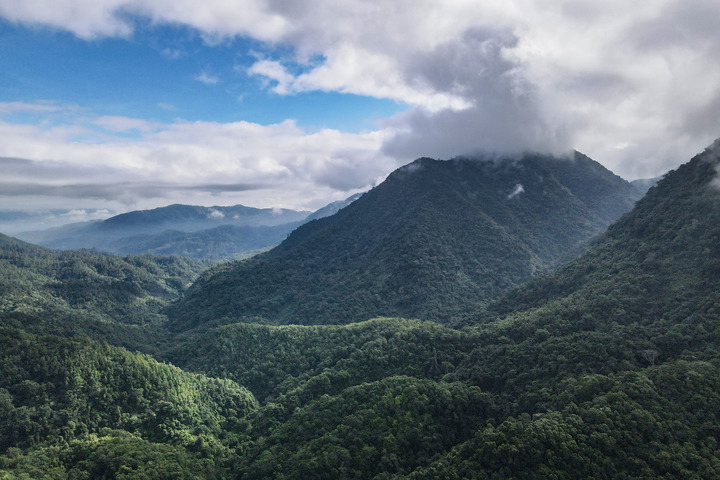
172 152 641 329
173 146 720 478
404 361 720 479
0 328 257 453
164 318 475 403
242 377 494 480
452 143 720 393
0 430 221 479
2 145 720 478
0 234 208 352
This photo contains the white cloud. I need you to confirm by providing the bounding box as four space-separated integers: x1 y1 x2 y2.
59 208 112 223
1 0 720 180
247 60 295 94
0 101 70 114
0 113 398 212
507 184 525 199
94 116 159 132
208 208 224 219
194 71 219 85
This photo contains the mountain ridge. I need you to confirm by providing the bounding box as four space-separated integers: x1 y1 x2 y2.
171 151 645 329
14 197 361 261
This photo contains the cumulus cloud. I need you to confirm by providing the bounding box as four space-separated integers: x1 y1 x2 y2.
0 114 396 212
248 59 295 95
0 101 67 114
2 0 720 181
382 28 572 160
194 71 220 85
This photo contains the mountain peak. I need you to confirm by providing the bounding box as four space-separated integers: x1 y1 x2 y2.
170 151 643 330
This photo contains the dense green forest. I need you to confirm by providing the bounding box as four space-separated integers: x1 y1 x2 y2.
0 234 208 352
172 152 643 329
1 144 719 478
0 328 257 450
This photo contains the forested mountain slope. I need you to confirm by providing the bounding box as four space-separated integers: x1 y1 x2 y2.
398 139 720 478
2 142 719 479
159 141 720 478
0 234 207 352
172 151 642 329
108 223 303 261
0 328 257 479
165 318 477 403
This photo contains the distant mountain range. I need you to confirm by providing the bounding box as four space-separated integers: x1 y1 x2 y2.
171 151 651 329
15 195 361 261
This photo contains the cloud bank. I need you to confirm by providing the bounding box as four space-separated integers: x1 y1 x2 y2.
0 104 395 212
2 0 720 209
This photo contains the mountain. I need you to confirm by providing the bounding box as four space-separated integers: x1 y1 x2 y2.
0 327 257 478
105 195 365 261
171 151 644 329
304 192 364 222
394 138 720 480
17 203 310 250
2 141 720 479
108 223 304 261
473 140 720 331
81 203 308 232
166 143 720 479
0 233 208 352
14 198 362 262
630 175 663 195
159 140 720 478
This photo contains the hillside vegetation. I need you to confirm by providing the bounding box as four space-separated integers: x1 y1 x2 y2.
1 143 719 478
0 234 208 352
172 152 643 329
165 143 720 478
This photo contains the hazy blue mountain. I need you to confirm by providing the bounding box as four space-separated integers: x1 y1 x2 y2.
630 174 663 195
172 151 645 329
304 193 364 222
109 223 304 261
17 203 311 249
13 198 362 261
99 203 309 231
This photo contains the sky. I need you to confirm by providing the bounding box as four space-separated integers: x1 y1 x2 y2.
1 0 720 231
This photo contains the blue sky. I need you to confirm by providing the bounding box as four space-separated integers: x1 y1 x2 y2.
0 21 405 131
0 0 719 232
